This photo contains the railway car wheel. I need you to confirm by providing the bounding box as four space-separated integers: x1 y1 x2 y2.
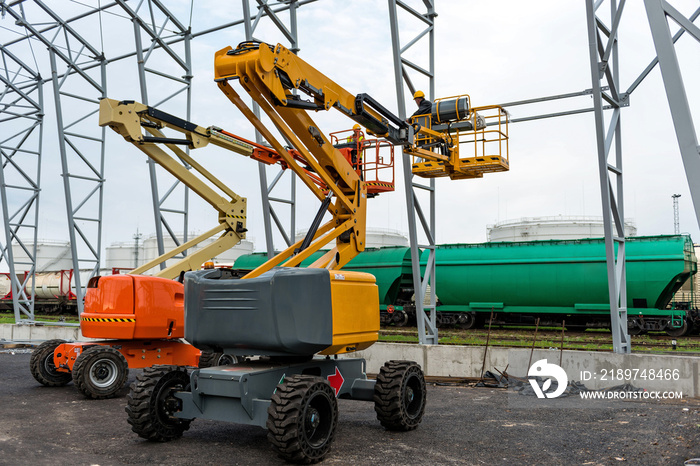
456 312 477 330
392 310 409 327
29 339 72 387
666 320 689 337
267 375 338 464
373 360 426 431
198 351 238 368
628 318 646 336
126 365 192 442
72 346 129 399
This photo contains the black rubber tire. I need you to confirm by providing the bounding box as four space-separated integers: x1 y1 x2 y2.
267 375 338 464
198 351 238 368
666 320 689 337
29 339 72 386
374 360 426 431
125 365 192 442
72 346 129 399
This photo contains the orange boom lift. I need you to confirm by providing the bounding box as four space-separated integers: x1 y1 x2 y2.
29 103 288 398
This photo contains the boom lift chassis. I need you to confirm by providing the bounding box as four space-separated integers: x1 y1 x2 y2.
99 41 508 463
29 94 267 399
105 42 429 463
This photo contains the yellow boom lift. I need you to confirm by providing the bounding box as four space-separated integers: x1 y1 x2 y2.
97 41 507 463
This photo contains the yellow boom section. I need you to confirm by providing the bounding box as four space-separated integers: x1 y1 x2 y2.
214 42 398 277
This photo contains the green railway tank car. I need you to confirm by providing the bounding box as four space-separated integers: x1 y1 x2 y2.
426 235 696 334
234 235 697 335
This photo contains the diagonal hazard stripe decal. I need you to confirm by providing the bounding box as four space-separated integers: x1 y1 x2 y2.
80 317 136 323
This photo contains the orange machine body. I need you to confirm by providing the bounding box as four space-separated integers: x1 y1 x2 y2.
53 340 201 373
81 275 185 339
52 275 201 373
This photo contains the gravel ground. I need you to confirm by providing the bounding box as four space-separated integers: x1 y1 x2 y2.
1 351 699 465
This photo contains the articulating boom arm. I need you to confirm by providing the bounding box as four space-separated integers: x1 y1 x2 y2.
99 98 262 279
214 42 408 277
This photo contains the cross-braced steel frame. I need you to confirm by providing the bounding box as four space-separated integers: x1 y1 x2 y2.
0 42 43 321
2 1 108 316
586 0 630 354
117 0 193 268
0 0 312 319
388 0 438 345
387 0 699 352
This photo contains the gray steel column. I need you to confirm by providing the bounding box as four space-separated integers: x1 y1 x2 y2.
388 0 438 345
0 44 43 321
586 0 630 353
117 0 193 266
644 0 700 231
48 48 106 315
243 0 298 257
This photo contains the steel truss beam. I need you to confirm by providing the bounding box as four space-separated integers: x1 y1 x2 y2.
389 0 438 345
243 0 298 257
586 0 630 354
0 42 43 321
115 0 193 268
644 1 700 231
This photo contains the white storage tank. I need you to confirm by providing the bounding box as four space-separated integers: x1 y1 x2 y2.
487 216 637 242
108 233 255 272
211 239 254 266
11 240 72 273
294 228 408 249
0 274 10 298
106 241 144 270
31 269 106 298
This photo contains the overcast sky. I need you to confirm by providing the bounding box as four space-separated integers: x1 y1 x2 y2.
1 0 699 270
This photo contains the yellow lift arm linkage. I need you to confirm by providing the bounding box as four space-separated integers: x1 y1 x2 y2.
99 42 509 281
214 42 410 278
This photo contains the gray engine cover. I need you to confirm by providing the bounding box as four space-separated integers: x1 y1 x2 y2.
184 267 333 356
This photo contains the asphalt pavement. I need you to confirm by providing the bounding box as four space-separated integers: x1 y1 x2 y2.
1 350 699 465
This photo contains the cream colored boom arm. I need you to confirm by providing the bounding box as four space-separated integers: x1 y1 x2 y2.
99 98 249 279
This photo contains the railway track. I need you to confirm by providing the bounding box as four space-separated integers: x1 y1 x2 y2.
380 327 700 352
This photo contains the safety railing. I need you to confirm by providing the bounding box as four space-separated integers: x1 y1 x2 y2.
330 129 395 194
409 97 509 179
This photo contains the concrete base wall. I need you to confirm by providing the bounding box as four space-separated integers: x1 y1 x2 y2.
4 324 698 397
346 343 700 397
0 323 83 342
